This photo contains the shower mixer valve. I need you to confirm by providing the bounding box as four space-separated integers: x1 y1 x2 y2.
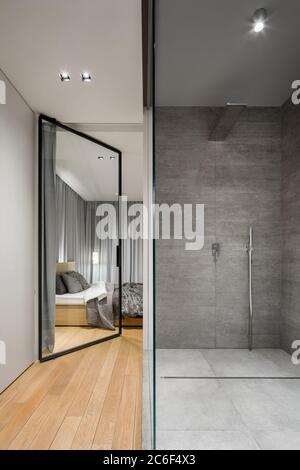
212 243 220 262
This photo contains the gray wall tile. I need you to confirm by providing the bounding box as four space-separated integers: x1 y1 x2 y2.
281 101 300 353
156 107 282 349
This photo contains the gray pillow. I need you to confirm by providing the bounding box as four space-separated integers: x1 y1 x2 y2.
61 273 83 294
67 271 90 290
56 274 67 295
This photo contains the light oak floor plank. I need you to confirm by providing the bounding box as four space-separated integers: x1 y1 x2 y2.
0 329 142 450
9 348 91 450
43 326 117 357
112 331 142 449
91 340 131 449
0 357 70 448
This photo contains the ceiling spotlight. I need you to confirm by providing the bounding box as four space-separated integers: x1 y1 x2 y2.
254 21 265 33
110 156 116 160
59 72 71 82
98 156 104 160
252 8 267 33
81 72 92 82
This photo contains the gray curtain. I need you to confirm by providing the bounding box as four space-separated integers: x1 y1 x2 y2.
122 202 143 283
86 201 143 284
85 202 117 284
56 178 143 284
56 175 86 275
42 122 56 353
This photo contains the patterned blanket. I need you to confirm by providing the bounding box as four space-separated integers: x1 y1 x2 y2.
113 283 143 318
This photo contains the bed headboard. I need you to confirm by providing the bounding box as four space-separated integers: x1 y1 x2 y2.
56 262 76 273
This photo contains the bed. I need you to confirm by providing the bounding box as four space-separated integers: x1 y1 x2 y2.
56 263 143 328
113 283 143 328
55 262 107 326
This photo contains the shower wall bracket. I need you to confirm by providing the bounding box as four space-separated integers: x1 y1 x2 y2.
212 242 220 263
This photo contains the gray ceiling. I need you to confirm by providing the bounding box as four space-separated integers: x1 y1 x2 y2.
0 0 143 123
156 0 300 107
56 129 143 201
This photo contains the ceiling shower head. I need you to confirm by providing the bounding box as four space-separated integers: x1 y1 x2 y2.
226 103 248 107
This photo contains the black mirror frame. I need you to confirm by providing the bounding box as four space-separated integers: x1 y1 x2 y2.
38 114 122 362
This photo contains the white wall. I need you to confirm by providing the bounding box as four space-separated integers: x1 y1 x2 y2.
0 70 35 393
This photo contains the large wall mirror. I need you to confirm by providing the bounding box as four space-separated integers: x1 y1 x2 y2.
39 115 122 361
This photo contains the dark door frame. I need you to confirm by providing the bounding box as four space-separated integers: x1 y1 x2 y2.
38 114 123 362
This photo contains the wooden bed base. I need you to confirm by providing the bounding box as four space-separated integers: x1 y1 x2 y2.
115 317 143 328
56 305 88 326
56 305 143 328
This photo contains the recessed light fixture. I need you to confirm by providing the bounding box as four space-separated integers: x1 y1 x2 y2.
110 156 116 160
98 156 104 160
252 8 267 33
59 72 71 82
254 20 264 33
81 72 92 82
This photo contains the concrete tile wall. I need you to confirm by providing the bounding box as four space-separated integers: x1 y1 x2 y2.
281 101 300 353
216 109 282 348
155 107 282 349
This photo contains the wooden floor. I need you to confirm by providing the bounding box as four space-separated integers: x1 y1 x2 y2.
44 326 118 356
0 329 142 450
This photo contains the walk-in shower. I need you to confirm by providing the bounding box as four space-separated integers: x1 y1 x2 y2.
145 0 300 451
151 97 300 449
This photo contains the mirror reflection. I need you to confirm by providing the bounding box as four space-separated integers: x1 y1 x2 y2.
41 119 120 358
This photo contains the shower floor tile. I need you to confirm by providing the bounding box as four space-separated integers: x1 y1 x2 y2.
157 348 300 378
201 349 299 378
252 431 300 450
156 349 215 377
220 379 300 432
258 349 300 377
156 378 300 449
156 349 300 450
156 430 260 451
156 378 245 431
